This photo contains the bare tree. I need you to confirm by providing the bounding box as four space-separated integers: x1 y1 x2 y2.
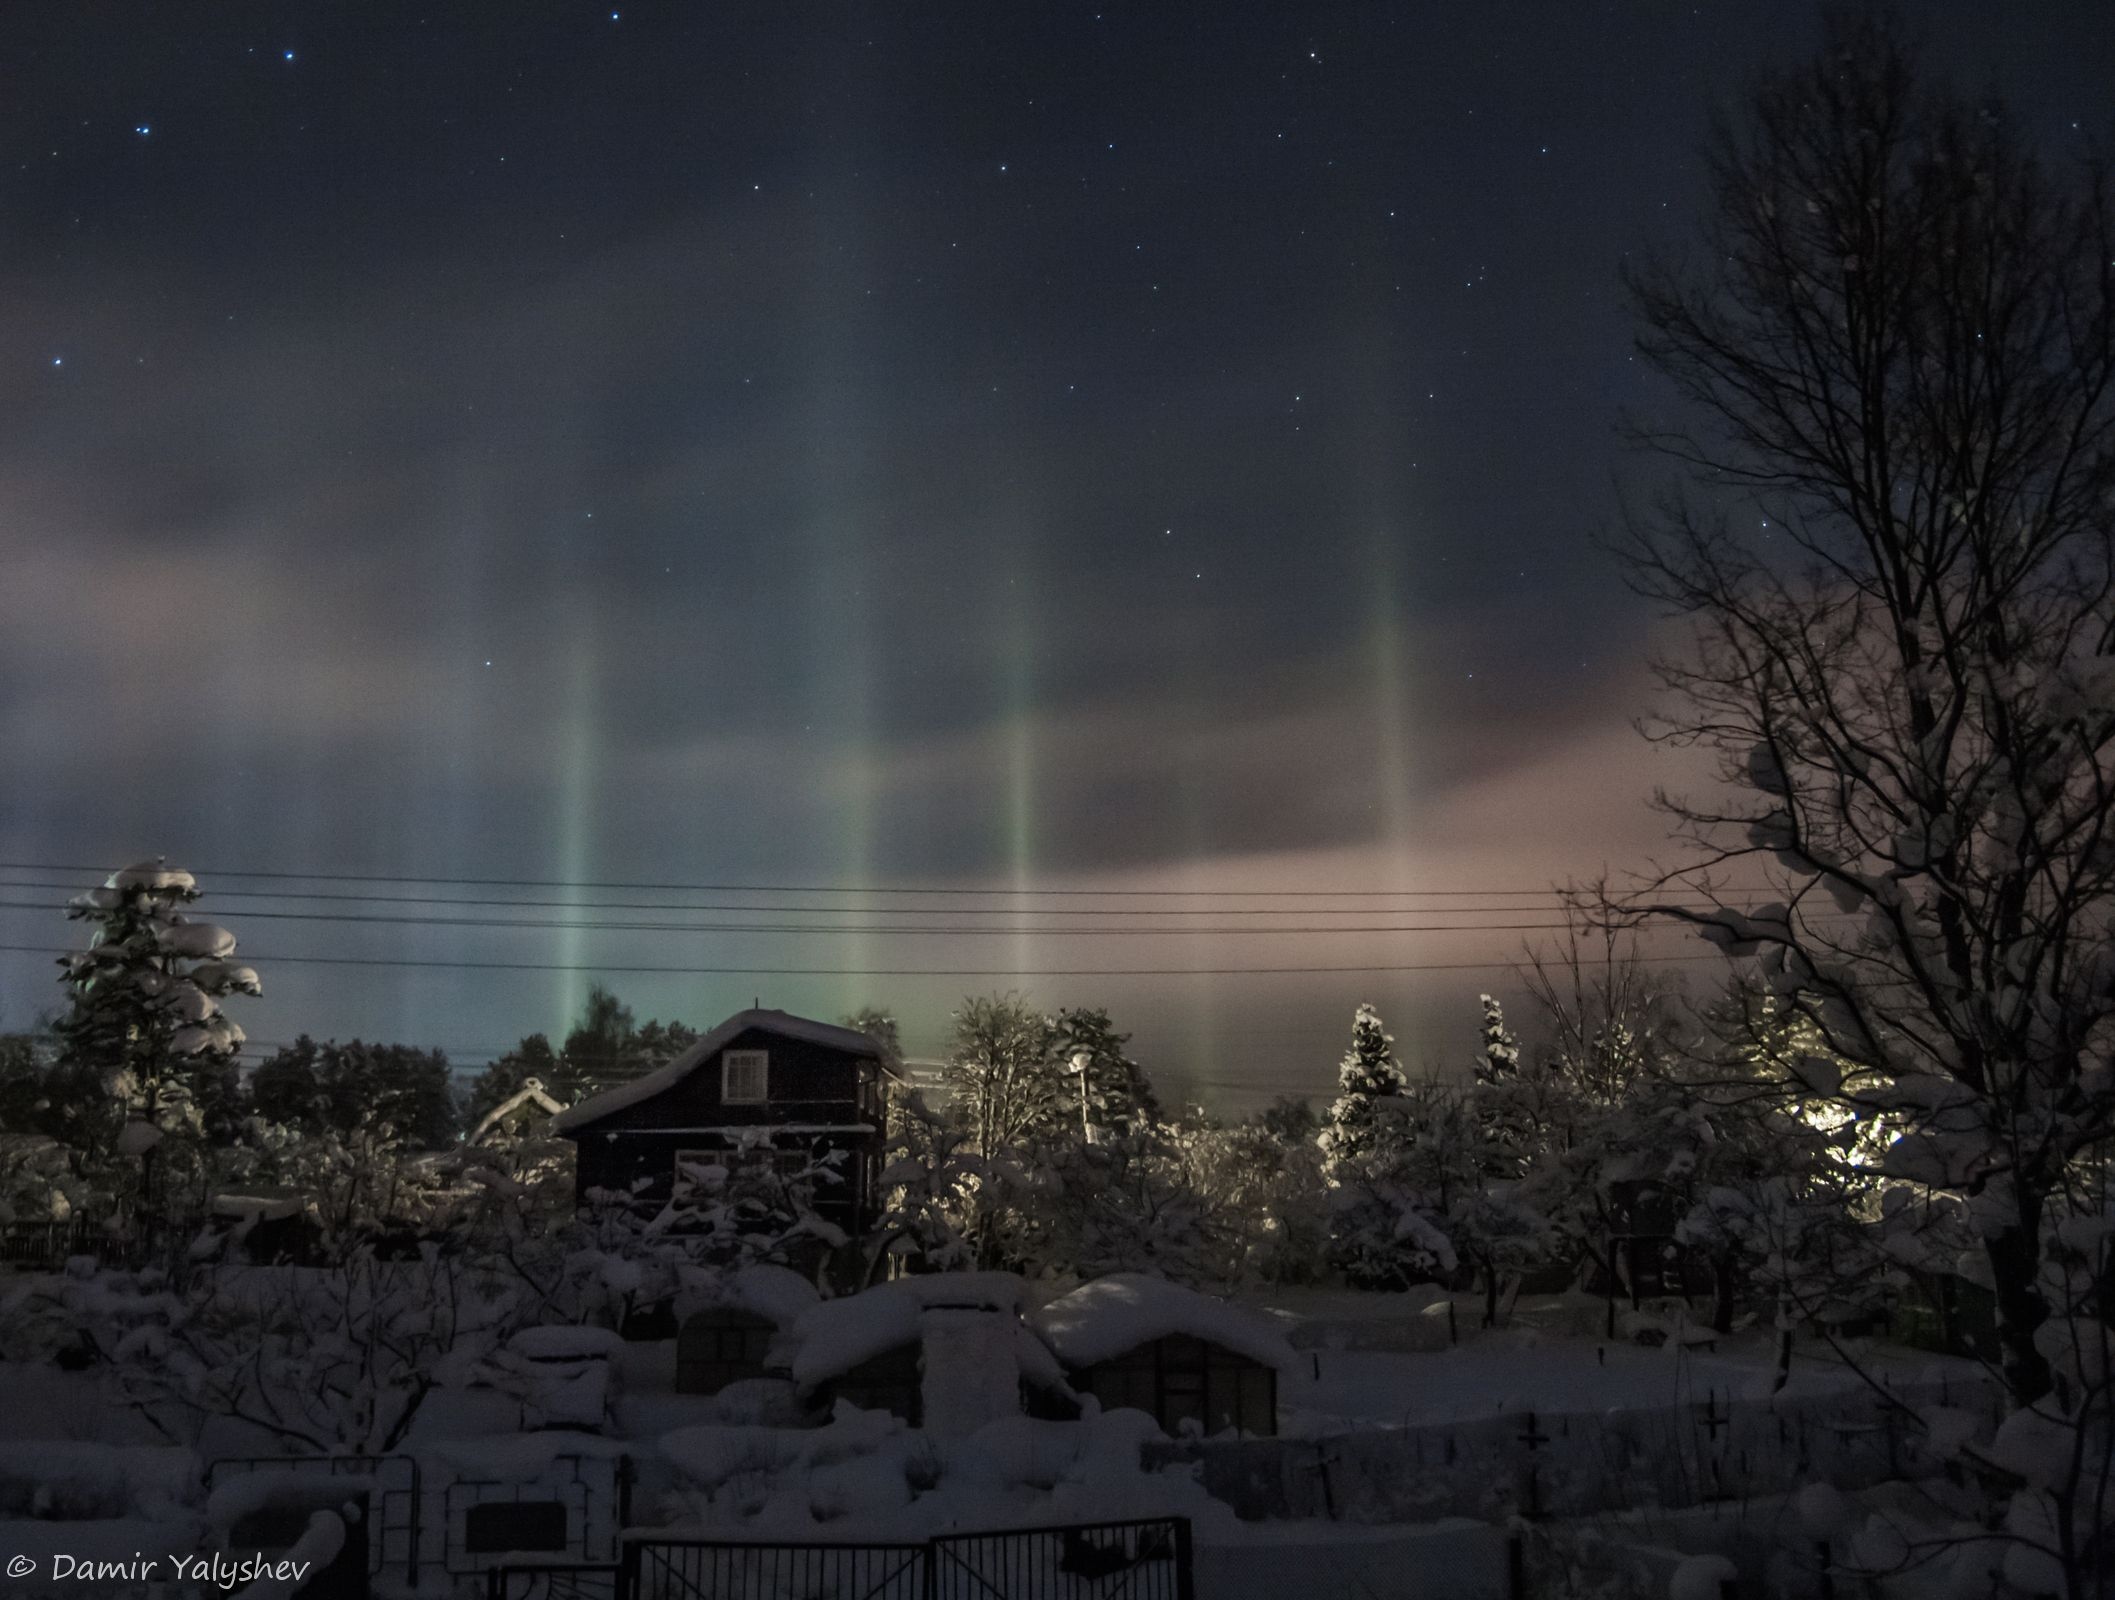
1613 8 2115 1410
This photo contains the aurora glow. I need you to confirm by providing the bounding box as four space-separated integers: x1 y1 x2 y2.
2 1 2105 1103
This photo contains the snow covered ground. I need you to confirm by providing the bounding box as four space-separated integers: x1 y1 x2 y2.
0 1277 2004 1600
1277 1320 1982 1436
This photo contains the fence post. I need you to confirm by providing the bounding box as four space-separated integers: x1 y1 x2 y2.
403 1454 420 1589
921 1535 939 1600
1174 1518 1194 1600
620 1538 638 1600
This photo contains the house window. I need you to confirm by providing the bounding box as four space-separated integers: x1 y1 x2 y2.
744 1145 811 1178
722 1049 769 1104
463 1500 570 1554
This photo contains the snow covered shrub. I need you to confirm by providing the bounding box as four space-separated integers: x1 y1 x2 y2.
107 1249 530 1454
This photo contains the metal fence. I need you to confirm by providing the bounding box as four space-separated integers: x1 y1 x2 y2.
627 1538 927 1600
0 1217 143 1271
489 1518 1194 1600
929 1519 1192 1600
487 1562 626 1600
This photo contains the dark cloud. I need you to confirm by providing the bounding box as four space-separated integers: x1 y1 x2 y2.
4 1 2109 1092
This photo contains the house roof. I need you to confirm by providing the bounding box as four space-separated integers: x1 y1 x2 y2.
767 1273 1061 1392
1032 1273 1298 1373
552 1008 882 1135
467 1076 567 1145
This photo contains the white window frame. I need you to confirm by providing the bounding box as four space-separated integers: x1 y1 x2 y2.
721 1049 769 1105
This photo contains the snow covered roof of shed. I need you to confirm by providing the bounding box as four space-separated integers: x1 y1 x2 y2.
1032 1274 1298 1373
552 1009 883 1134
678 1262 822 1328
768 1273 1053 1391
508 1324 626 1362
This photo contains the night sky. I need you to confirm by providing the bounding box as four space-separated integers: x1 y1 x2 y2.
4 2 2109 1105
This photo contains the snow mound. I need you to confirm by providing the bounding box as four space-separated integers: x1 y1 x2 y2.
207 1472 372 1533
510 1324 627 1361
0 1444 201 1521
230 1509 346 1600
1035 1274 1298 1372
774 1286 923 1390
656 1405 1237 1542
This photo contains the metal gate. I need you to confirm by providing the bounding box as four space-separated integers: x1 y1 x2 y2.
609 1518 1192 1600
626 1538 925 1600
929 1520 1192 1600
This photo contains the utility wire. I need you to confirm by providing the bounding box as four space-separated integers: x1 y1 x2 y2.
0 875 1779 918
0 940 1735 978
0 858 1751 900
0 896 1715 937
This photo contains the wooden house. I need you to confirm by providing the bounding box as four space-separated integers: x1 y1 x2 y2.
552 1009 890 1236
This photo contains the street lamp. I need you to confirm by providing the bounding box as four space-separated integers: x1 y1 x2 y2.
1069 1049 1094 1145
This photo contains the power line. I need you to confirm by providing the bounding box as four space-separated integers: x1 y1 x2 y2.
0 875 1776 918
0 941 1734 979
0 858 1722 901
0 897 1695 937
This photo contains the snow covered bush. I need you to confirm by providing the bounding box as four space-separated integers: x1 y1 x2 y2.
104 1249 529 1454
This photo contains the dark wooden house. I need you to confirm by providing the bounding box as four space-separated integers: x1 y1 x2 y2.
553 1009 890 1236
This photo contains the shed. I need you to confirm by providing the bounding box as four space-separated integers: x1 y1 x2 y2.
768 1272 1070 1433
671 1263 820 1395
1034 1273 1295 1438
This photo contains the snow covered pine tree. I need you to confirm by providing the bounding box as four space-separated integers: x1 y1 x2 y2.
52 860 259 1221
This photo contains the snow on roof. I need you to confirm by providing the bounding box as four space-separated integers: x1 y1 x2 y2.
1033 1274 1298 1373
509 1324 627 1361
210 1187 309 1222
773 1284 923 1389
553 1009 882 1134
469 1078 567 1145
679 1263 822 1328
768 1274 1065 1395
